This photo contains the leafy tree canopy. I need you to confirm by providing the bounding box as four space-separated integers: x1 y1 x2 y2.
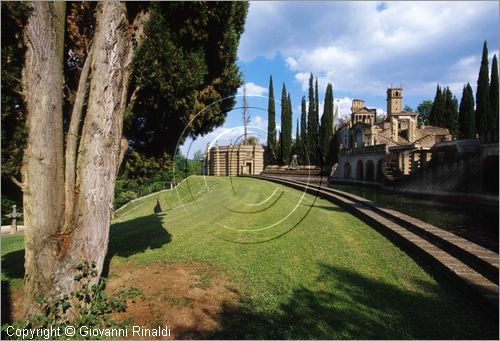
125 2 248 157
416 100 433 125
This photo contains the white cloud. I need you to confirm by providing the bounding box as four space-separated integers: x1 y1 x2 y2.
237 82 268 96
240 1 499 97
253 115 268 129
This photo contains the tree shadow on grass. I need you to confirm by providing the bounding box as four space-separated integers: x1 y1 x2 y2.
1 213 171 280
313 205 345 213
1 280 12 324
175 263 499 340
1 213 171 320
102 213 171 277
1 249 24 280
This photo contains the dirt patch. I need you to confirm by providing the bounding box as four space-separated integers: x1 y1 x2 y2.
107 261 240 339
4 262 240 339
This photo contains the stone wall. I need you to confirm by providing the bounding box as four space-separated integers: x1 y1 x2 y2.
205 144 264 176
393 153 482 193
387 143 498 198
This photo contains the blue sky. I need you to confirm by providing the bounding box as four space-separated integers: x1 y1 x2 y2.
181 1 499 157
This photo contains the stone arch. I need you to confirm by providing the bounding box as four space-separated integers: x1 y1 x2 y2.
356 160 364 180
344 162 352 179
376 159 383 181
365 160 375 181
481 155 499 194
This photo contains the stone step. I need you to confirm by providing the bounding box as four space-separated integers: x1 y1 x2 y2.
322 188 499 284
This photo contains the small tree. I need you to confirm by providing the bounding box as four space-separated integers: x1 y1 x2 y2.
246 136 259 146
403 105 414 112
416 100 433 125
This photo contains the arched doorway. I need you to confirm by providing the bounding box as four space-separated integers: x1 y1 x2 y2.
481 155 499 194
365 160 375 181
376 159 383 181
356 160 364 180
344 162 352 179
355 130 363 147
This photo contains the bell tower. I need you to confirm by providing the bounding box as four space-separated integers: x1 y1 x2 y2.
386 87 403 115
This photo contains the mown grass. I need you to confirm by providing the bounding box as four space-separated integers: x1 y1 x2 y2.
1 176 498 339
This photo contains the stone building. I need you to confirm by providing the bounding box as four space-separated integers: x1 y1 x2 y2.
204 143 264 176
332 87 452 182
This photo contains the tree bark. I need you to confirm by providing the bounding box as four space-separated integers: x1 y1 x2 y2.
22 1 66 318
63 45 94 234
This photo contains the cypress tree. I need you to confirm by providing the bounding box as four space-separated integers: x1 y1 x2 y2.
444 87 459 137
300 96 307 164
307 74 317 164
314 78 320 164
476 41 490 139
458 85 468 138
320 83 334 165
285 92 293 163
280 83 292 164
314 78 319 125
490 54 499 138
429 85 442 126
295 118 300 156
266 75 276 164
459 83 475 139
276 131 281 162
438 87 447 127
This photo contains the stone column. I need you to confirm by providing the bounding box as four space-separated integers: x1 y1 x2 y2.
205 144 210 175
391 117 398 142
408 118 415 142
215 145 219 176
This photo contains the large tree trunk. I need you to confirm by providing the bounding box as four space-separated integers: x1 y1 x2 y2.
21 1 66 318
52 1 133 295
21 2 144 318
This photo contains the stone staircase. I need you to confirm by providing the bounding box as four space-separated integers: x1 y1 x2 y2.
381 152 402 181
414 134 435 147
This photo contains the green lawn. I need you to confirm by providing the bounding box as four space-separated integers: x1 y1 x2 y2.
2 176 498 339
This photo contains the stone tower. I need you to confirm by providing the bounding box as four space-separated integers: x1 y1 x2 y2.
386 86 418 143
386 87 403 115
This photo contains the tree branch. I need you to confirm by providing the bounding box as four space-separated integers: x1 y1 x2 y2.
63 44 94 231
117 137 129 176
10 176 25 190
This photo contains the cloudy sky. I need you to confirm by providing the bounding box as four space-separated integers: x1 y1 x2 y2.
181 1 499 156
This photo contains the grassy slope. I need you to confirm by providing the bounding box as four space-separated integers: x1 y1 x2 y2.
2 176 497 339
